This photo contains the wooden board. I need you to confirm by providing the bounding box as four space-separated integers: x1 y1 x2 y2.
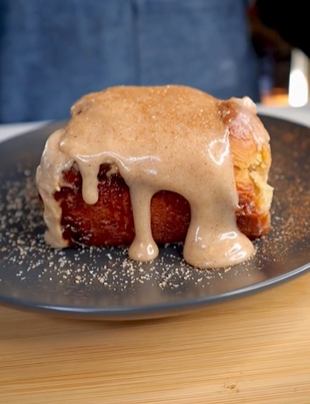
1 273 310 404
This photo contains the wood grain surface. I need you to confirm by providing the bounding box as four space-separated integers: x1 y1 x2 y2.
1 273 310 404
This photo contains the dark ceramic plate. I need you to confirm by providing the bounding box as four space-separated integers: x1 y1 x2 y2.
0 116 310 320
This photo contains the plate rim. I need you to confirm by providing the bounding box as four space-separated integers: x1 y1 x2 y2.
0 115 309 320
0 261 309 319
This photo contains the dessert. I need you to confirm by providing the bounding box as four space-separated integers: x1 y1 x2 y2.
36 85 273 269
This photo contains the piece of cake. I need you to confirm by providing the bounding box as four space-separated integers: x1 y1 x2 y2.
36 85 273 269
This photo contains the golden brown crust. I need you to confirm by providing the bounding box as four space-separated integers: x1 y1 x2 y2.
55 146 271 247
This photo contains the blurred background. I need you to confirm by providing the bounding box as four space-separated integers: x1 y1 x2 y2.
248 3 309 107
0 0 308 123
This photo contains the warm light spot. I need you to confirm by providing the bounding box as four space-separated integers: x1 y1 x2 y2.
288 49 309 107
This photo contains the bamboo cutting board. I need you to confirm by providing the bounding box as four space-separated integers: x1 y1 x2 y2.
1 272 310 404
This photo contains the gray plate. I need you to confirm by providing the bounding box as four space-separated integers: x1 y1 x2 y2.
0 116 310 320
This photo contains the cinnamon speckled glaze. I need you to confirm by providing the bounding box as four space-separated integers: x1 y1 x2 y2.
36 86 273 269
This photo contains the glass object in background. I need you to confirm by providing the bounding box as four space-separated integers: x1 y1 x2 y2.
288 49 309 107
